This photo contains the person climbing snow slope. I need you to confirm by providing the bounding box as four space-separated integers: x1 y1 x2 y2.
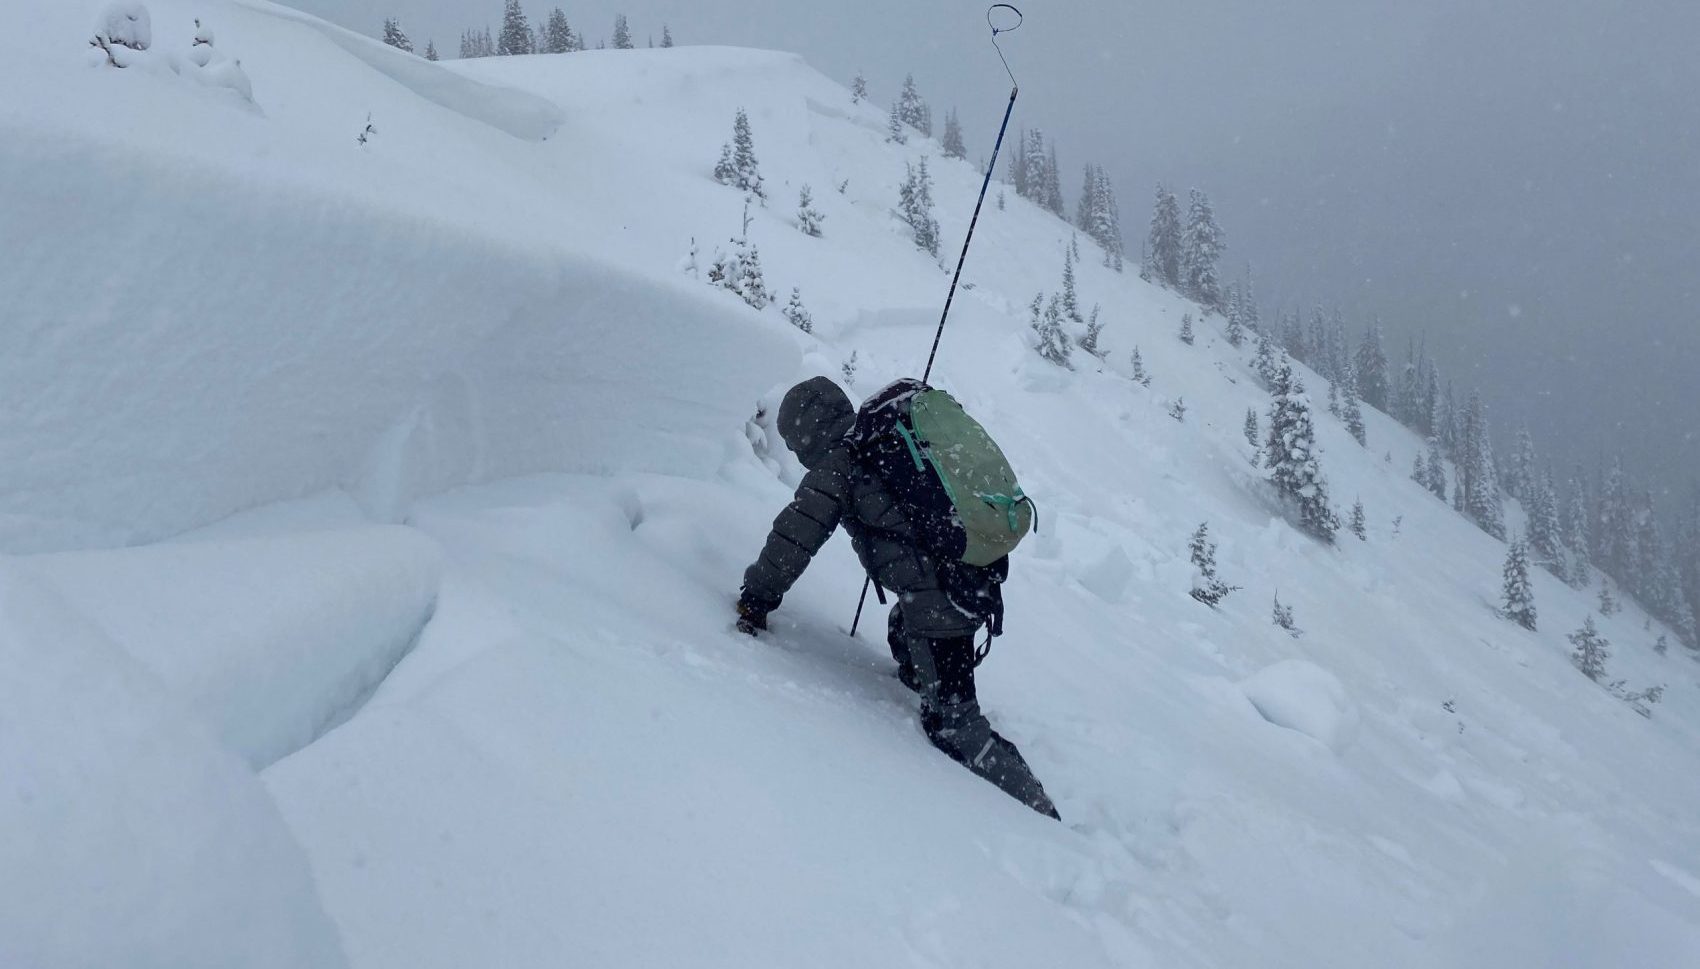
736 376 1058 820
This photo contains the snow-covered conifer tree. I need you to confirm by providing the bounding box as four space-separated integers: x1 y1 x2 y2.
899 159 940 257
1595 457 1632 579
1273 594 1300 636
1061 247 1082 322
1079 306 1106 360
1527 469 1565 574
1326 377 1342 419
1265 360 1338 542
1245 409 1260 448
941 109 967 159
1502 538 1537 630
1181 189 1225 310
1225 292 1246 347
1030 294 1071 368
1412 451 1428 488
1042 142 1065 217
1562 477 1593 587
782 288 812 333
1188 523 1237 605
1459 393 1505 539
498 1 532 55
1130 346 1151 386
886 102 907 144
1342 366 1367 446
1350 499 1367 541
1008 127 1030 197
1425 438 1449 500
1169 398 1188 422
1178 313 1195 345
1598 584 1619 616
1353 320 1389 412
896 74 929 135
796 185 824 237
1569 616 1610 681
851 71 868 104
1253 328 1279 387
713 109 765 202
1508 426 1538 500
424 39 438 60
661 25 673 47
542 9 574 53
611 14 633 49
382 18 414 53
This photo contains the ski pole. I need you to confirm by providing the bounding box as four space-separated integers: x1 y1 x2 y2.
852 5 1024 638
922 4 1023 385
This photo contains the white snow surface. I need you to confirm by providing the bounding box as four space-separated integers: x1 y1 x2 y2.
5 3 1700 966
22 526 442 768
1242 658 1361 753
0 566 348 969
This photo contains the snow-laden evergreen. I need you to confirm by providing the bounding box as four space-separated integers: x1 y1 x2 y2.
1503 537 1538 630
898 158 940 257
1264 359 1338 542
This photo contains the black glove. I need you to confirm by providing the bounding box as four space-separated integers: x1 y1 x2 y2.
735 596 769 636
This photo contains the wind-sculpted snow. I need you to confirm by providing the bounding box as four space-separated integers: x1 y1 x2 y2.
24 526 442 768
0 566 348 969
234 0 563 140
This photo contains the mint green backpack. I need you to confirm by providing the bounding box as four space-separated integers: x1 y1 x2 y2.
850 379 1035 567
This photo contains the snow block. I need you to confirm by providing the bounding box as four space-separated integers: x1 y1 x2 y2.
1241 659 1360 753
0 566 348 969
23 526 441 769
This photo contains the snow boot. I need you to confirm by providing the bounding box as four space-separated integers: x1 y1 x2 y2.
923 698 1059 820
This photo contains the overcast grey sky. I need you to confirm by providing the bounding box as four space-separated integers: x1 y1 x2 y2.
300 0 1699 497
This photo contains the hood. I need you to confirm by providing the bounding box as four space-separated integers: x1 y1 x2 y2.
777 377 854 470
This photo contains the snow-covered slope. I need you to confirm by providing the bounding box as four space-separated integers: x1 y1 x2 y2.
5 3 1700 967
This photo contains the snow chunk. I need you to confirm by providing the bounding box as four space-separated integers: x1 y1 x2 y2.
1077 542 1136 603
0 566 348 969
1241 659 1360 753
23 526 441 768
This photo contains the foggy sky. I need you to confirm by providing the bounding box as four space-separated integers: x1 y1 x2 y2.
296 0 1700 499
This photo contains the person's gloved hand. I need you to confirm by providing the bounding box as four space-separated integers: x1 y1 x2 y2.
735 596 769 636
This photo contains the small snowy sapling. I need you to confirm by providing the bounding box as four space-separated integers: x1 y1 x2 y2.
1244 408 1260 448
1078 306 1106 360
1179 313 1195 345
841 351 858 386
782 288 812 333
1188 523 1238 606
796 185 825 238
1272 594 1301 637
1168 398 1187 422
1349 499 1367 541
1569 616 1610 681
1130 346 1151 386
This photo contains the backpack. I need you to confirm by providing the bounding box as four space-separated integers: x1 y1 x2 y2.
850 379 1035 567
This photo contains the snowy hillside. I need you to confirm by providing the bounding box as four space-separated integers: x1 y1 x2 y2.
4 2 1700 967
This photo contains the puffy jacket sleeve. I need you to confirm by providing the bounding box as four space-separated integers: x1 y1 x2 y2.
740 454 851 612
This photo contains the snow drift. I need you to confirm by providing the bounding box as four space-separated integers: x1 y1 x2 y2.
0 566 348 969
23 526 442 768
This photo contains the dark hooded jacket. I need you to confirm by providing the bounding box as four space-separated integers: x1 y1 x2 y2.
741 376 1000 640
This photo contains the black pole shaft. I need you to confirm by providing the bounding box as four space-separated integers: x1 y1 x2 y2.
854 84 1020 638
850 577 872 637
921 85 1020 385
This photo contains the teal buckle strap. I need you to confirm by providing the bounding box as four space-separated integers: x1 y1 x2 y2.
895 422 927 472
976 489 1037 533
